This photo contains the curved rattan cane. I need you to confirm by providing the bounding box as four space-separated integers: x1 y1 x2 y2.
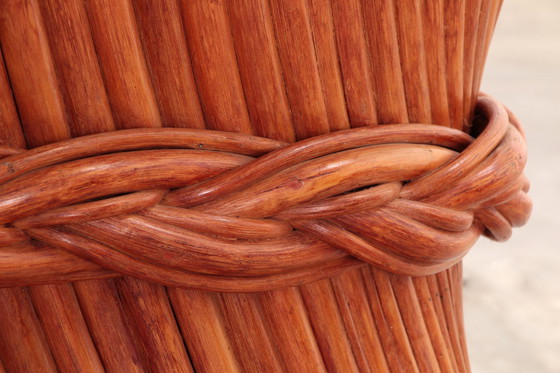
0 95 531 292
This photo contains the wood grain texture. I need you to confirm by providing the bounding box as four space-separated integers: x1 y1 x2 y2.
394 0 432 123
331 269 390 372
73 279 147 372
307 0 350 132
29 284 104 372
0 2 520 372
361 0 408 123
0 0 71 147
444 0 466 129
179 0 253 134
413 276 460 372
219 293 286 372
226 0 296 142
132 0 205 130
330 0 378 127
268 0 331 139
116 277 193 372
389 274 441 372
85 0 162 129
421 0 450 126
436 270 469 372
0 48 26 149
39 0 116 137
258 287 327 372
462 0 483 127
0 287 57 372
168 289 242 373
300 279 360 372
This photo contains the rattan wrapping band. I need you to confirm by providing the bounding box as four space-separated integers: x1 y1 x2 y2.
0 95 531 291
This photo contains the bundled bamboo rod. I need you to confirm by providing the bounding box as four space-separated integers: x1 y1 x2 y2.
0 0 530 372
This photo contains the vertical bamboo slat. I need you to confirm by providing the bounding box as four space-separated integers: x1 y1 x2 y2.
132 0 205 130
0 0 71 148
361 0 409 123
389 274 441 372
462 0 483 126
39 0 116 137
179 0 253 134
268 0 331 139
444 0 466 129
0 288 57 372
300 279 360 372
330 0 378 127
116 277 194 373
331 269 390 372
436 270 470 372
413 276 460 372
421 0 450 126
28 284 104 372
306 0 350 132
450 263 471 373
0 49 25 149
363 267 420 372
394 0 432 124
73 279 147 372
218 293 286 372
168 289 242 373
257 287 327 372
85 0 162 129
226 0 296 142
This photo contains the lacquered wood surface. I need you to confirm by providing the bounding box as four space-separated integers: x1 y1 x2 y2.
0 1 528 372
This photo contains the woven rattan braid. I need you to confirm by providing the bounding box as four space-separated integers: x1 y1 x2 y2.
0 95 531 292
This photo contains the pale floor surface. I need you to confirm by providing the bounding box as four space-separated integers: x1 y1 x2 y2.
464 0 560 371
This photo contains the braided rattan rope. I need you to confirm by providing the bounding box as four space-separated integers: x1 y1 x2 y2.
0 95 531 291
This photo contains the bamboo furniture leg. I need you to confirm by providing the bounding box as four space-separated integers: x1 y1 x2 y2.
0 1 530 372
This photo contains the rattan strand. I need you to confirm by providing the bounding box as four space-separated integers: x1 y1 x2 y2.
0 95 531 292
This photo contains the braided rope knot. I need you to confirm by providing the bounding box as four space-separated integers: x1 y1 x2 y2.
0 96 531 291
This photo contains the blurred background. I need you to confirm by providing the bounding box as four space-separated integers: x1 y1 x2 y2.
463 0 560 371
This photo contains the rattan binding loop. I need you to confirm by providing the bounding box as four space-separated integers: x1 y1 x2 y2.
0 95 531 292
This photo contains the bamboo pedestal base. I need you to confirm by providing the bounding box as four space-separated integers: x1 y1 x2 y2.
0 1 530 372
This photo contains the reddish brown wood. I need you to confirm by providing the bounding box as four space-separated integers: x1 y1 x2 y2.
462 0 483 127
413 276 460 372
0 288 57 372
28 284 104 372
168 289 241 373
331 269 390 372
394 0 432 123
116 277 193 372
85 0 162 129
132 0 205 130
268 0 331 139
73 279 148 372
367 268 420 372
361 0 408 123
258 287 327 372
226 0 296 142
39 0 116 137
218 293 285 372
179 0 253 134
421 0 451 126
389 274 441 372
307 0 351 132
300 280 360 372
444 0 466 129
330 0 378 127
0 0 71 147
0 2 528 372
0 48 25 149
